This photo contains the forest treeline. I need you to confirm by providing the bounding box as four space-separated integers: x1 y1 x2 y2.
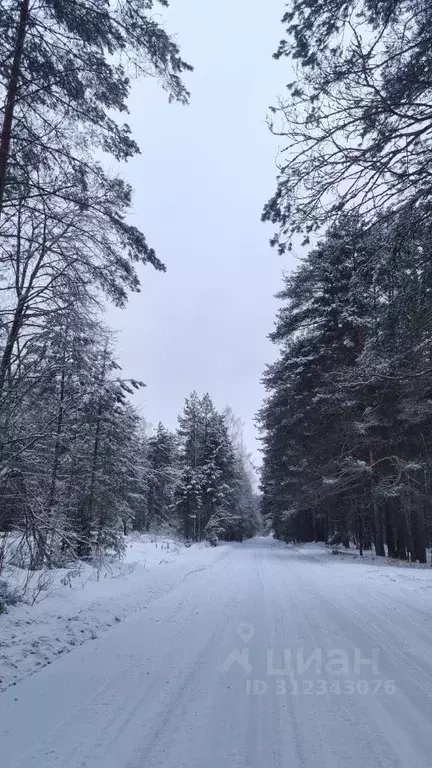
260 0 432 561
0 1 259 573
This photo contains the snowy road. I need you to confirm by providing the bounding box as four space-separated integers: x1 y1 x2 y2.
1 537 432 768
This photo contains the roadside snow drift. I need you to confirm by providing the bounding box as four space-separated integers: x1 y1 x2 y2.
0 534 228 691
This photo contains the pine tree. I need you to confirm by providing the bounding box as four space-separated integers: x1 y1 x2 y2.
259 213 432 561
0 1 193 572
176 393 260 544
0 0 191 216
264 0 432 248
175 465 202 541
146 423 177 531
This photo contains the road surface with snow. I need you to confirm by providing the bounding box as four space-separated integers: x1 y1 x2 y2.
1 537 432 767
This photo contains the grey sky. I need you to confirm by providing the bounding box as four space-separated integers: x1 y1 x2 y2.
108 0 293 467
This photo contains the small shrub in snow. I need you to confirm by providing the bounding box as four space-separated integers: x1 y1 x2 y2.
60 569 82 588
25 569 55 605
0 579 21 613
111 561 137 579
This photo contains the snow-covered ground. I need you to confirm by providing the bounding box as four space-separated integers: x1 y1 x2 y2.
1 536 432 767
0 534 228 691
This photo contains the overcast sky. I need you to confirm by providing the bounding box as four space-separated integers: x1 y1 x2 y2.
108 0 294 466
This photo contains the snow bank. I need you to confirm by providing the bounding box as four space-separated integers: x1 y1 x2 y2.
277 539 432 598
281 539 432 568
0 533 228 691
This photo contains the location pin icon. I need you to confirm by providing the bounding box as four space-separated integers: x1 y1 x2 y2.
237 622 255 644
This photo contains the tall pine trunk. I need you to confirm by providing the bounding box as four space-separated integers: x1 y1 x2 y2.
0 297 25 398
370 447 385 556
384 502 397 558
412 512 427 564
0 0 30 216
78 347 107 558
372 500 385 556
46 353 67 566
395 508 408 560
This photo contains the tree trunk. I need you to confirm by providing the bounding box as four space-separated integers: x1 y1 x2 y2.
0 0 30 216
395 509 408 560
83 347 107 557
357 503 364 557
384 502 397 558
369 447 385 556
411 508 427 564
0 298 26 398
372 500 385 556
46 355 67 566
